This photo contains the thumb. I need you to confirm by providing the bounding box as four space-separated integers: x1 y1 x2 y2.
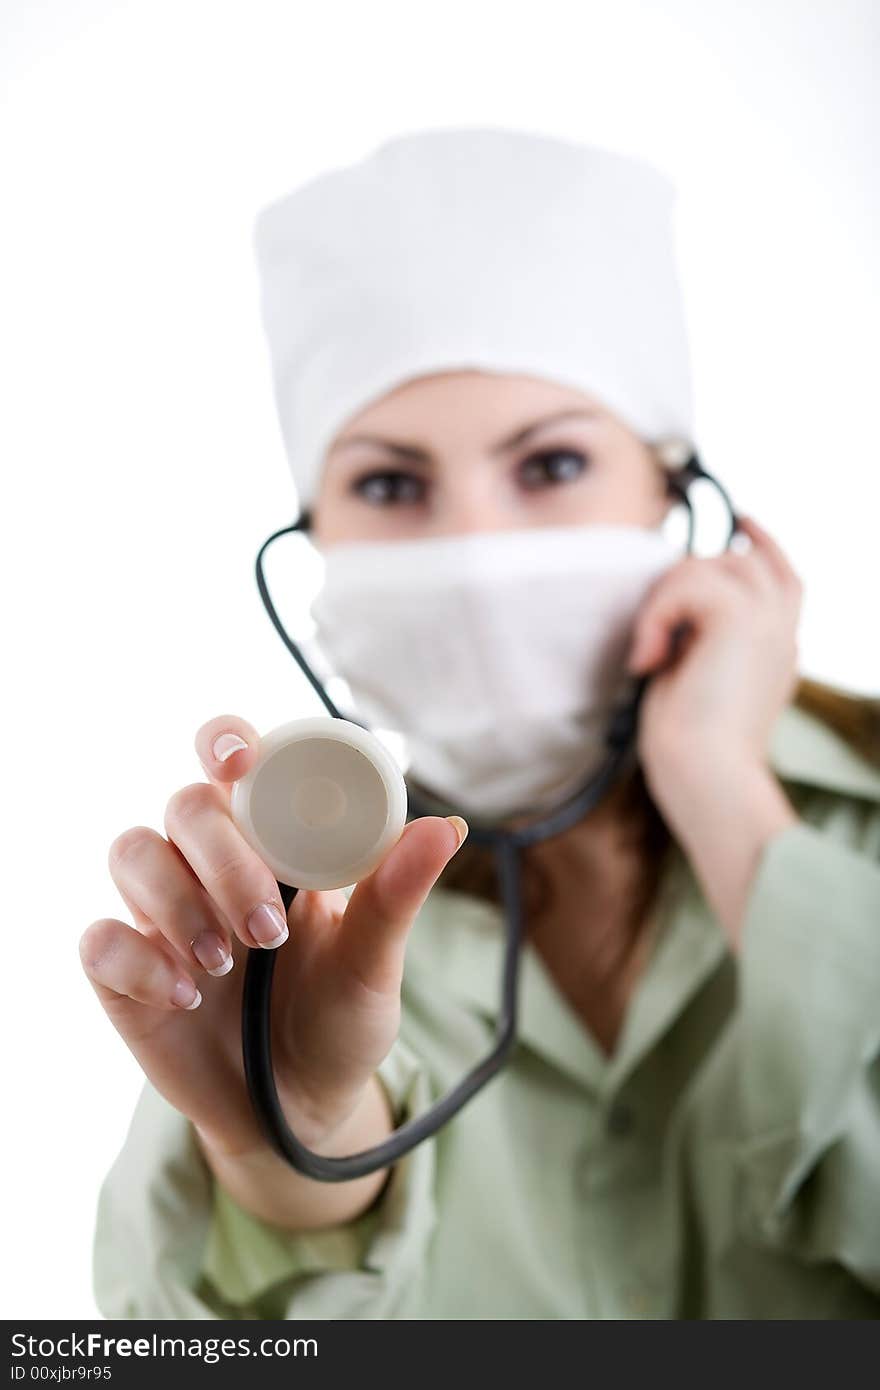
335 815 468 993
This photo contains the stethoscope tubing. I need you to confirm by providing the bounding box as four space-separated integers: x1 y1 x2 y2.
242 454 739 1180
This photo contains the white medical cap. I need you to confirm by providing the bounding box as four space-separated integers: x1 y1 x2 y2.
252 125 695 509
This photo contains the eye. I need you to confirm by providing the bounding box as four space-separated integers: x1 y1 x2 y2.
349 448 590 507
350 469 426 507
519 448 590 489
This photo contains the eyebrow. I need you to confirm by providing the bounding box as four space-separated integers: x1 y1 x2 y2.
329 408 599 463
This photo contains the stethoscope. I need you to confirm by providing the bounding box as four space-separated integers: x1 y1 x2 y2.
236 451 740 1181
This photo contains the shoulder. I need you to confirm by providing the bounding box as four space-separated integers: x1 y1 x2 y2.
768 700 880 809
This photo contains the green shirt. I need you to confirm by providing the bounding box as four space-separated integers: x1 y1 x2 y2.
91 702 880 1319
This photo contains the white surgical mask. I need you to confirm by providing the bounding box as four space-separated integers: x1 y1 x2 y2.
306 523 681 822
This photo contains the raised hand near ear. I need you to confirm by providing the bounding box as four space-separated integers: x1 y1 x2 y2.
627 516 801 944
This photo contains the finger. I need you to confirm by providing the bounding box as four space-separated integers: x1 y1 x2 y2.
716 545 778 598
627 559 746 675
113 855 241 965
194 715 262 803
79 917 204 1014
336 816 468 995
108 826 236 977
163 783 291 950
735 515 803 594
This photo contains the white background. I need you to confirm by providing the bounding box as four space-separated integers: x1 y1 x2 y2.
2 0 877 1319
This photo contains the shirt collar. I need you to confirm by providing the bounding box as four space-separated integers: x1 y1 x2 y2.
767 700 880 803
406 700 880 1095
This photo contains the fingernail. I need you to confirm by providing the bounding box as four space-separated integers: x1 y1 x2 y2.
445 815 469 851
191 929 233 977
247 901 289 948
172 978 202 1010
213 733 248 763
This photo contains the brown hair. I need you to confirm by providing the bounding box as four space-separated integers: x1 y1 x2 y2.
430 675 880 917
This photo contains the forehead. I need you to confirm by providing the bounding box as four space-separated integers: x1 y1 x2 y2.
331 370 607 442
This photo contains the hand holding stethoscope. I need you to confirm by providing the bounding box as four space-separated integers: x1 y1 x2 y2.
81 708 469 1180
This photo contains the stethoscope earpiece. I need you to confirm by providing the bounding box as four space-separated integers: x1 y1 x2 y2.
230 717 407 891
663 449 740 549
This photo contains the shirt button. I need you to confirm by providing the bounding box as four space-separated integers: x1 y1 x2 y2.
606 1101 636 1138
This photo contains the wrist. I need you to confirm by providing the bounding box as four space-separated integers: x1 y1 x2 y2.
194 1074 396 1233
643 737 792 834
642 742 798 947
196 1073 391 1169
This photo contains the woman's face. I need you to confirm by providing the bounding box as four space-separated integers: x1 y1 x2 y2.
310 370 673 549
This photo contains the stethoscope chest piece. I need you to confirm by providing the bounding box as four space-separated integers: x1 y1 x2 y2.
230 716 408 891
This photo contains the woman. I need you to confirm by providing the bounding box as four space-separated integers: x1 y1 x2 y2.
83 127 880 1319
